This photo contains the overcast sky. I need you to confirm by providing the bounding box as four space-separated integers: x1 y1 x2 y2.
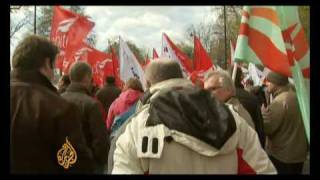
10 6 218 62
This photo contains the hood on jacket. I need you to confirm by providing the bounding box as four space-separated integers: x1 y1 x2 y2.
112 89 143 116
140 78 238 157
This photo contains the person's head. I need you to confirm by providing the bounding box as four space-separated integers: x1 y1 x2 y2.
12 35 59 81
123 78 144 92
105 76 115 85
69 62 92 90
204 70 236 102
265 71 289 94
144 58 183 88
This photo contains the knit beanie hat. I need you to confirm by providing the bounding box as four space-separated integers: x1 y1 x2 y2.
266 71 288 86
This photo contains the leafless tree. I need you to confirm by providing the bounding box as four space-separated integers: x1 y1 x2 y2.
10 6 33 38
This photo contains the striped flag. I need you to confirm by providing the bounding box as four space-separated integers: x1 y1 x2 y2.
234 6 309 78
235 6 309 143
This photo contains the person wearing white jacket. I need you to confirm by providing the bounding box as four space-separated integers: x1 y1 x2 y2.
108 59 276 174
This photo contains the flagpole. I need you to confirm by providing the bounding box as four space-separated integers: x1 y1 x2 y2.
34 5 36 34
192 31 195 70
231 63 237 82
118 35 121 63
161 33 163 56
224 5 227 69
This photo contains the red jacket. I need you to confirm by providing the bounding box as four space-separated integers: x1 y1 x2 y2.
106 89 143 130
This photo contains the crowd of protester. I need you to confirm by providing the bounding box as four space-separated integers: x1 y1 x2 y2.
10 35 309 174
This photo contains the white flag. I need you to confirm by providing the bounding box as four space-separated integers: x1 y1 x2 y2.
247 63 270 86
119 37 146 90
161 33 191 77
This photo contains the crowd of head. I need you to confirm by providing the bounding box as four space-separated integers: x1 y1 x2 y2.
10 35 308 174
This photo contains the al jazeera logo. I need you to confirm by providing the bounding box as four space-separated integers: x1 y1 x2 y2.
57 137 77 169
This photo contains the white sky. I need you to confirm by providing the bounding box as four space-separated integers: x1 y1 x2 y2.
10 6 219 63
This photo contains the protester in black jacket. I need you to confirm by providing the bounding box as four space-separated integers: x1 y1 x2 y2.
62 62 110 173
10 35 94 174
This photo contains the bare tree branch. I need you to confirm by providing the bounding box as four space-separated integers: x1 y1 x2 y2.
10 7 33 38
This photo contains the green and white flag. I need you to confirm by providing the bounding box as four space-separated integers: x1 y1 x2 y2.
234 6 310 143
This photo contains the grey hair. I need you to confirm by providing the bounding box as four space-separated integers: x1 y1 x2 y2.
205 69 236 94
69 61 92 83
144 58 183 86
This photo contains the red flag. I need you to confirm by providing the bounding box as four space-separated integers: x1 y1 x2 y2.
61 43 92 74
66 42 114 87
153 48 159 59
50 6 94 73
193 35 214 72
189 71 205 88
86 46 114 87
142 54 150 69
162 33 193 76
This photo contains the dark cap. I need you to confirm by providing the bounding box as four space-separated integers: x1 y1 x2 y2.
266 71 288 86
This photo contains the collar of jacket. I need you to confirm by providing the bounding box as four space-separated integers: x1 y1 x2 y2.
273 85 290 98
146 83 237 150
10 69 58 93
139 78 192 106
226 96 239 105
149 78 193 95
66 82 90 95
104 84 116 88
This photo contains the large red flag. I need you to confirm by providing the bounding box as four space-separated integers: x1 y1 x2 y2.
193 35 214 71
162 33 193 76
153 48 159 59
50 6 94 73
64 42 114 87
